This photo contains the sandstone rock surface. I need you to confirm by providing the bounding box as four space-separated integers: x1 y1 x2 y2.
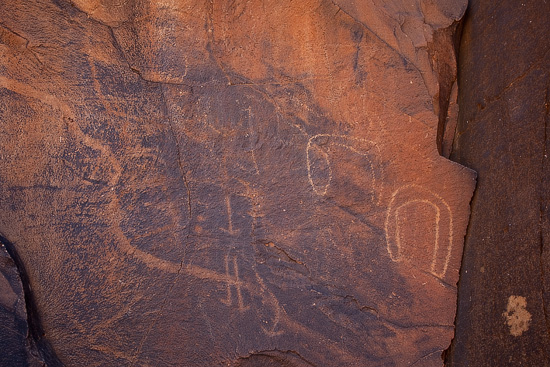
0 238 50 367
0 1 474 366
446 0 550 365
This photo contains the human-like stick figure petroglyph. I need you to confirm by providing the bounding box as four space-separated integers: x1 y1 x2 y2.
385 185 453 278
220 254 250 312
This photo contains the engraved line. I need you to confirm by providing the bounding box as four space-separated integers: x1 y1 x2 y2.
385 185 453 278
394 200 440 271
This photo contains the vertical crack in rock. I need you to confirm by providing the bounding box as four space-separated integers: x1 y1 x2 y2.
0 234 63 367
442 185 478 364
442 6 483 363
446 0 550 364
541 84 550 341
160 84 193 226
429 12 477 363
130 84 191 367
430 22 462 157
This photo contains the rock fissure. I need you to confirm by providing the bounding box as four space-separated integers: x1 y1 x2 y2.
0 233 63 367
540 84 550 344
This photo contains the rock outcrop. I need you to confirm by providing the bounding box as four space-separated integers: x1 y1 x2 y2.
446 0 550 365
0 1 474 365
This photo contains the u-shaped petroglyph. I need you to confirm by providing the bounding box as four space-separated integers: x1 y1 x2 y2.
306 134 380 197
384 185 453 278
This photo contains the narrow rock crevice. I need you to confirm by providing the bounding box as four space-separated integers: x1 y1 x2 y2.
539 84 550 344
430 20 463 157
0 233 64 367
442 4 475 364
444 0 550 364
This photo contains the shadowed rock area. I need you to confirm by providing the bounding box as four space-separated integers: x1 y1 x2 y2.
0 241 38 366
0 237 57 367
446 0 550 365
0 0 475 366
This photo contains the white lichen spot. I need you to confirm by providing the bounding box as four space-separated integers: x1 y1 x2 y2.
503 295 532 336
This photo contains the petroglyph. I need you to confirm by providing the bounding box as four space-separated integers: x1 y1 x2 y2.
254 269 284 337
0 1 477 364
0 76 122 187
385 185 453 278
306 134 380 198
220 254 249 312
220 193 240 236
245 106 260 175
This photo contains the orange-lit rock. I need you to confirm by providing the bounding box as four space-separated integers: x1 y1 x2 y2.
0 1 474 366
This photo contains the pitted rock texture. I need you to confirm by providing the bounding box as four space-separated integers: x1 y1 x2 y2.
0 240 48 367
0 1 474 366
446 0 550 365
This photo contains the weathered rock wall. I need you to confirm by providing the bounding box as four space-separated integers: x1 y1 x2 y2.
446 0 550 365
0 1 474 366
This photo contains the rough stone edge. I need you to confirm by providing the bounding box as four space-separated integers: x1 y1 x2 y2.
0 234 64 367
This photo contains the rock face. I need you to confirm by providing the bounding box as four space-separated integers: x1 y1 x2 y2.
446 0 550 365
0 1 475 366
0 238 47 367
